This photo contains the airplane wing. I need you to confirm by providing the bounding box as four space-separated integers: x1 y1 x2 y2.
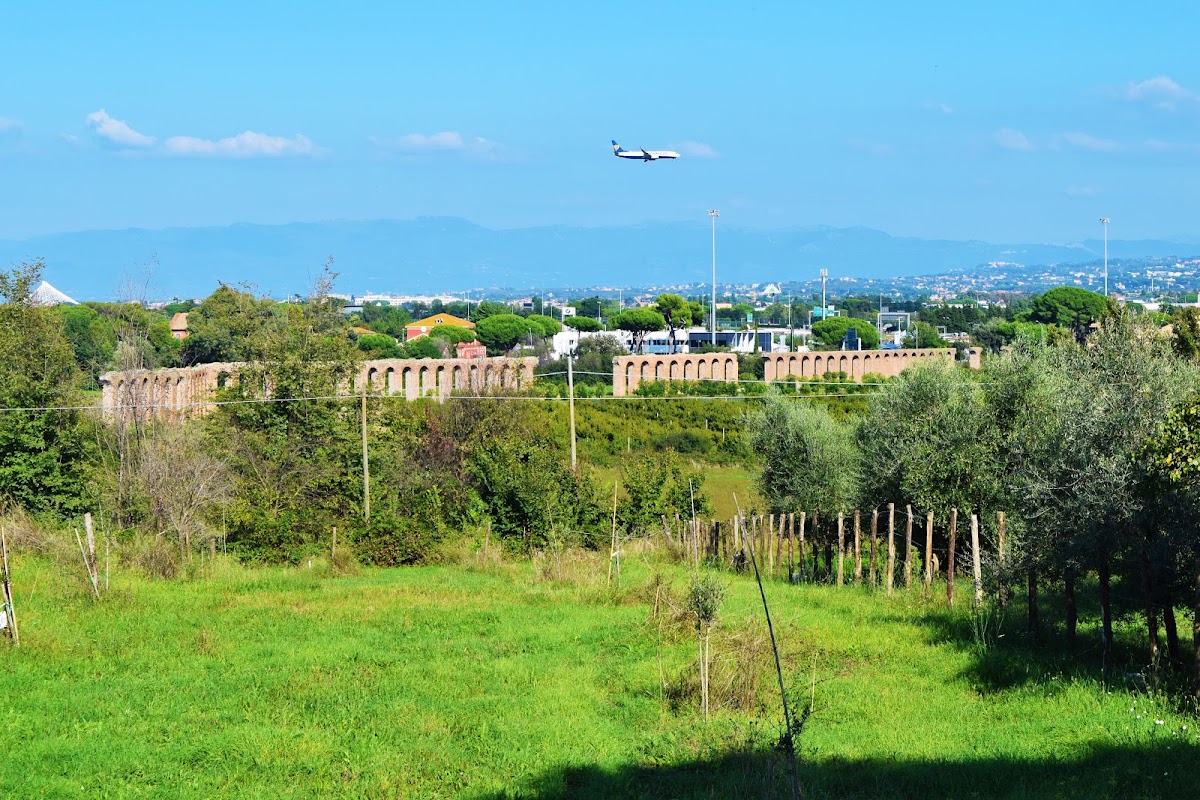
641 148 655 161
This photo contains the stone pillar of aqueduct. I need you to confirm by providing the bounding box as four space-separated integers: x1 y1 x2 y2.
99 356 537 421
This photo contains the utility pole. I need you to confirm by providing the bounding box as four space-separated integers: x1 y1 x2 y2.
567 345 577 472
1100 217 1111 296
709 209 719 346
361 382 370 523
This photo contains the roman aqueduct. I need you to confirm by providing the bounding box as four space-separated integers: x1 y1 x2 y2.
99 356 538 421
100 347 976 419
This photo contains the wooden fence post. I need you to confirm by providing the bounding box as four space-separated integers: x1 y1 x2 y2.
971 512 983 607
797 512 806 582
869 510 878 588
853 510 862 584
836 512 845 587
904 504 914 590
787 513 795 581
0 523 17 647
774 515 784 578
947 507 958 607
886 503 896 596
997 512 1008 608
768 514 776 576
924 512 934 587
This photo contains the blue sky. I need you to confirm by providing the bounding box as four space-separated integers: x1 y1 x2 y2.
2 1 1199 243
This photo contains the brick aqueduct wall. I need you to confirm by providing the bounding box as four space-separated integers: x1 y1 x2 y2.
101 348 973 418
613 348 968 396
99 356 537 420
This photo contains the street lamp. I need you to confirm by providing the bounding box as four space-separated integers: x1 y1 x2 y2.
709 210 719 346
1099 217 1110 296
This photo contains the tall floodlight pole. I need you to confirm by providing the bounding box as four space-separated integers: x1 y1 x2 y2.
1100 217 1111 296
820 268 828 327
709 210 719 346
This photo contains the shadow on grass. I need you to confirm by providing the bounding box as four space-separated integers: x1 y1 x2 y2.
886 580 1197 698
469 741 1200 800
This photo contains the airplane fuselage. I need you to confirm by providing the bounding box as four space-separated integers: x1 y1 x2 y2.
612 140 679 161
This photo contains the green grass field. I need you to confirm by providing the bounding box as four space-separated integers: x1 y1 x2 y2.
2 548 1197 799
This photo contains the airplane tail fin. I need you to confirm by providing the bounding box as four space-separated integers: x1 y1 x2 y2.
612 140 624 154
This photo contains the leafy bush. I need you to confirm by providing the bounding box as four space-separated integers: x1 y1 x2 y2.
351 515 443 566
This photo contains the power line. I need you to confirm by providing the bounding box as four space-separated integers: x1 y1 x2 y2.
0 386 887 415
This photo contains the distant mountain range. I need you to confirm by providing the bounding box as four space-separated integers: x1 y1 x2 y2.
2 217 1198 301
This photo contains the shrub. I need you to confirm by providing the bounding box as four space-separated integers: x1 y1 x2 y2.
351 515 443 567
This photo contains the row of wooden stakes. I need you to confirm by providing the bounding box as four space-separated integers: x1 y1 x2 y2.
660 505 1009 607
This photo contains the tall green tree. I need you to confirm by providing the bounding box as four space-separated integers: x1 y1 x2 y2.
207 267 363 562
858 363 996 516
614 307 666 354
183 285 284 365
57 304 118 387
476 313 534 354
0 260 96 515
746 395 860 514
1028 286 1113 343
654 293 701 354
811 317 880 350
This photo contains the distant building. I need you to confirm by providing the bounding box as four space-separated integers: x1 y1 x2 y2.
406 313 475 341
455 340 487 359
169 312 190 340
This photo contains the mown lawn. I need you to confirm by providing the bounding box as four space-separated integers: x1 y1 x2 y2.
2 549 1197 799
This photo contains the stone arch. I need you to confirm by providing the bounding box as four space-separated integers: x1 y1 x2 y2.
669 360 680 380
683 360 694 380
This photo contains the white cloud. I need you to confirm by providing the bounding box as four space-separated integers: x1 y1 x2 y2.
675 141 718 158
1125 75 1199 110
994 128 1033 151
1056 131 1120 152
0 117 21 134
1065 186 1099 197
370 131 507 159
85 108 155 148
923 101 954 115
164 131 317 158
372 131 466 151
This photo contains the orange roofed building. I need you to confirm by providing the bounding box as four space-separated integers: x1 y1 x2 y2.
405 313 475 341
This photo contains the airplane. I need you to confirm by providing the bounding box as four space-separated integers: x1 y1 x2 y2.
612 140 680 162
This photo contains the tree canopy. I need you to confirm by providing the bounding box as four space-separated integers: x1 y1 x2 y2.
1028 286 1113 341
811 317 880 350
614 307 666 353
476 313 534 354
